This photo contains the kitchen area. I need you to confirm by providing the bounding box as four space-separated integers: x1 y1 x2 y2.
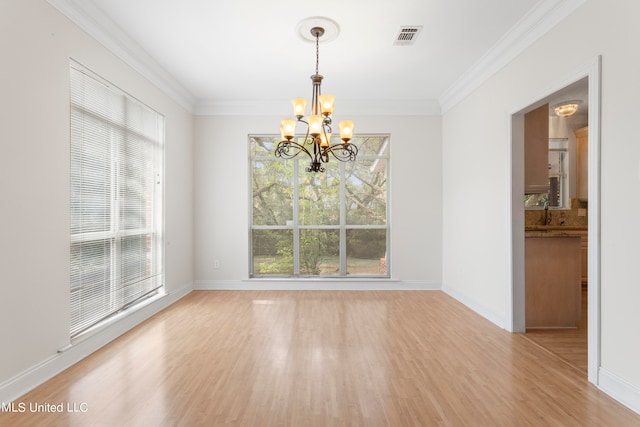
522 77 589 372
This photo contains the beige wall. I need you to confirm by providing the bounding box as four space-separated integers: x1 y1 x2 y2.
0 0 194 386
193 115 442 286
442 0 640 396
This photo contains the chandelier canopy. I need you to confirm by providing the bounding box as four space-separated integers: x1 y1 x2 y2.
275 22 357 173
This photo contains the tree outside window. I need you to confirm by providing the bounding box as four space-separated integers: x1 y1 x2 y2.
250 135 389 277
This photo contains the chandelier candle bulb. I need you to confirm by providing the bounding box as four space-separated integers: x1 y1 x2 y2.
281 119 296 139
318 94 335 115
292 98 308 117
308 115 323 136
320 132 331 147
339 120 354 142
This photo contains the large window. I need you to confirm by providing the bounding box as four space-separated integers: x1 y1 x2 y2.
70 62 164 337
250 135 389 277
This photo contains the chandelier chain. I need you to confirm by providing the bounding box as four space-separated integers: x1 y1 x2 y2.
315 32 320 75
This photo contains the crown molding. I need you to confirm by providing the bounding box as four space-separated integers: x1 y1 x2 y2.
47 0 196 112
47 0 585 117
438 0 586 113
194 98 442 117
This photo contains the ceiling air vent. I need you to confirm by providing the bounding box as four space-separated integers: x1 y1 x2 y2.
394 26 423 46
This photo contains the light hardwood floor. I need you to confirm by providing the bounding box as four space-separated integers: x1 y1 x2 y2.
524 288 588 373
2 290 638 426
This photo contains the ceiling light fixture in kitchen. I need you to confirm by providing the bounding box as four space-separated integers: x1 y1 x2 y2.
553 100 582 117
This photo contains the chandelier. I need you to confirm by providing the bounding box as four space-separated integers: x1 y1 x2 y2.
275 23 357 173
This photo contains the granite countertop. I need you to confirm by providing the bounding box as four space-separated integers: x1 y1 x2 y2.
525 225 588 238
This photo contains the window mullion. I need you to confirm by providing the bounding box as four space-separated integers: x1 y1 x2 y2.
111 123 121 311
292 158 300 275
339 161 347 275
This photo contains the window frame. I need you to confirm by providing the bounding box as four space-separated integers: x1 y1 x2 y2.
69 61 165 338
249 134 390 278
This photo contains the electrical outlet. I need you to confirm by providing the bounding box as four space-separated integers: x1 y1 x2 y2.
578 208 587 217
214 260 220 269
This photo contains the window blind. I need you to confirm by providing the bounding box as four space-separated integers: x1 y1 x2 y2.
70 62 164 337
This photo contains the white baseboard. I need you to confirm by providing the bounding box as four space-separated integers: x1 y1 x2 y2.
194 279 441 291
0 282 193 404
441 285 506 329
598 367 640 415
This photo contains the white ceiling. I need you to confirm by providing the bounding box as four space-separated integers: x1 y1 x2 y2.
50 0 585 115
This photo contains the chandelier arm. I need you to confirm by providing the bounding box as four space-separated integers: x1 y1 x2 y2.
318 138 326 163
298 118 315 152
321 143 359 163
320 150 330 163
322 120 332 134
275 140 313 160
302 126 312 148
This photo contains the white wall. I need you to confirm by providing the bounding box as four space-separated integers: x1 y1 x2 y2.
194 115 442 287
9 0 638 415
442 0 640 406
0 0 194 391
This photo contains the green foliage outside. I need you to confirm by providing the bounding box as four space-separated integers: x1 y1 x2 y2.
250 135 389 276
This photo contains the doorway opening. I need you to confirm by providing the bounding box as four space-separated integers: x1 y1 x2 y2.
509 57 601 385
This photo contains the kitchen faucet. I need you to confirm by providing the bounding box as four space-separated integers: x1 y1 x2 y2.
544 200 550 225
